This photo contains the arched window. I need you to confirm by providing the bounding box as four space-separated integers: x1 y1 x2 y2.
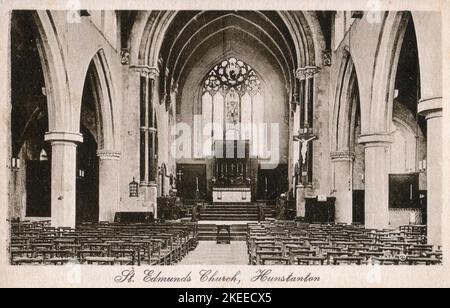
200 57 265 157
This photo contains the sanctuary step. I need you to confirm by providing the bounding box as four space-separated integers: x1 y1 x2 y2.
197 224 248 241
186 203 276 221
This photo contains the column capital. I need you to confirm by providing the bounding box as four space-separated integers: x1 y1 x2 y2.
296 66 320 80
418 96 442 119
330 151 355 162
44 132 83 144
130 65 160 79
97 150 121 160
358 132 393 147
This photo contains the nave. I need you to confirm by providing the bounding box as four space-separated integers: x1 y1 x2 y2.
4 10 443 268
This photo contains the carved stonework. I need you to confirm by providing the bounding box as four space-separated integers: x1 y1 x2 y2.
296 66 320 80
130 65 160 79
330 151 355 162
148 67 160 80
120 49 130 65
323 50 332 67
97 150 121 160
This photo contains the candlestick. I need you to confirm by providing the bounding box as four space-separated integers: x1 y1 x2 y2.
195 176 200 199
264 177 268 199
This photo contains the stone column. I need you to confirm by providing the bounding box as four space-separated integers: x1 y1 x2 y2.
359 133 392 230
130 65 159 219
292 101 300 192
45 132 83 228
294 66 320 218
331 151 355 224
418 98 442 247
296 66 320 129
147 69 159 219
97 150 121 222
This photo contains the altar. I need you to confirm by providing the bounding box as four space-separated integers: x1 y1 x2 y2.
210 140 253 204
213 187 252 203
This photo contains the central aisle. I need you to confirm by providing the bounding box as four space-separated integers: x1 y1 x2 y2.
178 241 248 265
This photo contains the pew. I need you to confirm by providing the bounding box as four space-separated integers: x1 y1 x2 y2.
246 221 441 266
9 220 198 266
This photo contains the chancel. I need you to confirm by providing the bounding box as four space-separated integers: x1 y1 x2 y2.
4 9 443 266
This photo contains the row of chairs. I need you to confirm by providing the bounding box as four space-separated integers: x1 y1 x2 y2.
9 220 199 266
247 221 442 266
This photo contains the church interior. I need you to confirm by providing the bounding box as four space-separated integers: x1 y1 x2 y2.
4 10 443 265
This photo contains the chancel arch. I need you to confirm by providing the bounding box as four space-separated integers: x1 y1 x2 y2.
175 39 290 201
125 11 324 205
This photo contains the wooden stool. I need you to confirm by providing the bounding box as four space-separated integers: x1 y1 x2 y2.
217 225 231 244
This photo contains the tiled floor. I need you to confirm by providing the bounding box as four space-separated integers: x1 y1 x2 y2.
178 241 249 265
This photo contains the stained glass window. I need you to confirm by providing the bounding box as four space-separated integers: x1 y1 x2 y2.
200 57 265 158
203 57 262 95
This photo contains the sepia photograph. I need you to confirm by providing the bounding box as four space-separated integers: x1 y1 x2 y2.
0 0 448 290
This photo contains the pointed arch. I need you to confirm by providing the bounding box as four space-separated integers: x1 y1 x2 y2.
83 49 118 151
32 11 72 133
332 50 361 153
370 12 411 133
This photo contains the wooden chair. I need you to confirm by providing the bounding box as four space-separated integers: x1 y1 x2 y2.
85 257 115 265
261 256 290 265
256 251 283 265
407 257 441 266
374 258 401 265
110 248 137 265
295 256 326 265
11 250 44 265
333 256 364 265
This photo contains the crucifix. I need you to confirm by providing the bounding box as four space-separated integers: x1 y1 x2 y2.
293 130 318 183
